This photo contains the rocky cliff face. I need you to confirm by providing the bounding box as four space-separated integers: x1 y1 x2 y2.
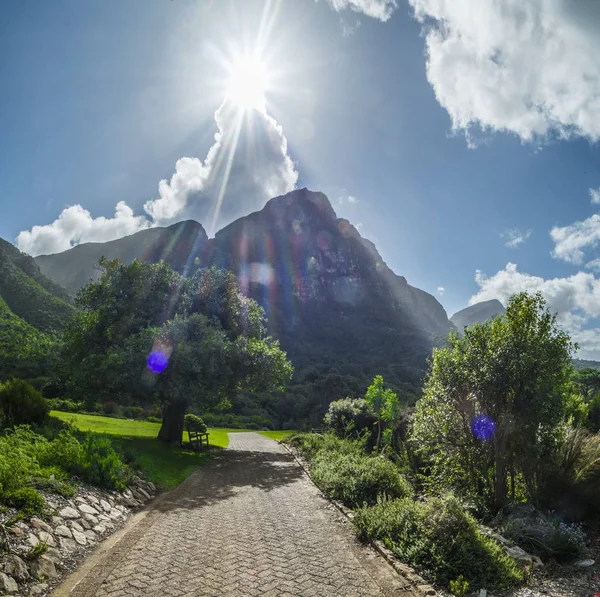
450 299 506 332
31 189 454 388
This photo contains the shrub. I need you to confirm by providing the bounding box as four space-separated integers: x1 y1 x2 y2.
311 451 410 508
0 379 49 428
2 487 45 514
46 398 82 413
121 406 145 420
324 398 376 440
102 401 121 416
354 496 524 589
184 413 207 433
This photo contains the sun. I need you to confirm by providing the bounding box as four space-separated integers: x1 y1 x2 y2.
227 56 268 112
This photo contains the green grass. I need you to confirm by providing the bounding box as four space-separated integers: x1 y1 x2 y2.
258 430 297 441
48 411 292 489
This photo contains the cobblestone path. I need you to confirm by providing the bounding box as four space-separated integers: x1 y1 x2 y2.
65 433 415 597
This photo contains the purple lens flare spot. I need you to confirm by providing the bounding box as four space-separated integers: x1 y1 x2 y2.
471 414 496 442
147 351 168 373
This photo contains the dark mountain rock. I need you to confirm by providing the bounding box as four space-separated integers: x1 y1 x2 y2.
450 299 506 332
35 220 209 294
31 189 453 389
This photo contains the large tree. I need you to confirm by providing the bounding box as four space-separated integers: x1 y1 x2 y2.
411 292 576 511
61 260 292 442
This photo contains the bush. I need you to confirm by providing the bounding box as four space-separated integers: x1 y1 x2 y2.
2 487 45 514
0 379 49 428
354 496 524 589
121 406 145 420
46 398 82 413
324 397 376 440
184 413 207 433
311 451 410 508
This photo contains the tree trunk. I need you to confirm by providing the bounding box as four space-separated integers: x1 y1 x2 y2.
158 401 186 444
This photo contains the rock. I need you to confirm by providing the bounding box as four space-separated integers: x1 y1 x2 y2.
27 533 40 548
4 554 30 582
417 586 437 596
0 572 18 594
30 583 49 595
115 505 128 514
83 513 99 526
30 517 53 534
132 475 143 486
51 516 64 526
123 497 140 508
59 506 80 519
122 489 133 500
131 488 147 502
147 481 156 492
93 523 107 534
54 525 72 538
69 520 84 533
136 487 151 501
84 529 97 543
37 530 56 547
574 559 595 567
78 503 99 515
58 536 78 553
100 499 112 512
30 555 58 580
86 494 100 506
45 547 63 565
505 545 536 564
8 526 22 537
80 518 91 530
71 528 87 546
97 514 111 522
108 496 115 507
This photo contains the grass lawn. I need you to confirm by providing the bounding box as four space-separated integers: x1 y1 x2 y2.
258 430 297 441
49 411 295 489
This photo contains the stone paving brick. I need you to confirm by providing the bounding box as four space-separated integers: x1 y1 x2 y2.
69 433 416 596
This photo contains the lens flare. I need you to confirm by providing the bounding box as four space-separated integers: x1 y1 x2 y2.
147 351 169 374
471 414 496 442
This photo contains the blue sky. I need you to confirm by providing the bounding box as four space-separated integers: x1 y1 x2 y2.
3 0 600 357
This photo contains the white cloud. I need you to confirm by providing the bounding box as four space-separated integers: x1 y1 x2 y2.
324 0 397 22
551 214 600 265
590 187 600 204
470 262 600 358
502 228 531 249
437 286 445 296
347 195 359 204
586 258 600 272
17 100 298 256
16 202 151 256
341 17 362 37
408 0 600 143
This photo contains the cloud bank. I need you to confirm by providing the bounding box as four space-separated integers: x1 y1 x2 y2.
17 101 298 256
324 0 397 22
551 213 600 265
470 262 600 358
408 0 600 143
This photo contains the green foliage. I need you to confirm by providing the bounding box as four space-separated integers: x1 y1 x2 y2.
412 292 576 511
184 414 207 433
365 376 400 451
354 496 523 588
449 576 469 597
28 541 49 559
311 451 410 508
0 378 49 428
324 398 375 440
2 487 45 515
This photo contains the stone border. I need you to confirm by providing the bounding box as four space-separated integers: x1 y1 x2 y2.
280 442 439 597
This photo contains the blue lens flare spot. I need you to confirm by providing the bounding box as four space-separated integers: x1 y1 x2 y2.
147 351 168 373
471 414 496 442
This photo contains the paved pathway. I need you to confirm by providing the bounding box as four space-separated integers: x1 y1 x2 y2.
63 433 415 597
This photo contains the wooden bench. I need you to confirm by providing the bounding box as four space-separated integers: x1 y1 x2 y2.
188 430 210 452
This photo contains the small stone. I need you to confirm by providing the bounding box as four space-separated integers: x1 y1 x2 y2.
69 520 84 533
71 528 87 546
27 533 40 548
80 517 91 530
84 529 97 543
132 475 143 486
30 583 49 595
122 489 133 500
59 536 78 553
147 481 156 492
51 516 64 525
417 585 437 596
0 572 18 594
115 505 128 514
108 509 123 520
86 494 100 506
45 547 62 565
30 555 58 580
59 506 80 519
100 499 112 512
54 525 72 538
574 558 595 567
97 514 111 522
108 496 115 507
4 554 30 582
78 503 99 515
136 487 151 501
83 512 99 526
93 523 107 534
8 526 22 536
131 488 147 502
38 530 56 547
30 517 53 534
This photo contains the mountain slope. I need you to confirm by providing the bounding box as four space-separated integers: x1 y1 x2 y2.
450 299 506 332
35 220 209 294
31 189 453 395
0 238 74 380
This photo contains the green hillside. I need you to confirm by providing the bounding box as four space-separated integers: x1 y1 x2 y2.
0 238 74 382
